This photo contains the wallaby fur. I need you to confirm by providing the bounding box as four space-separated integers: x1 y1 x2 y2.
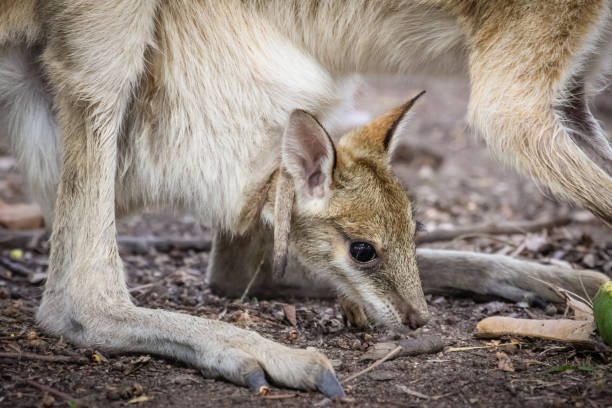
0 0 611 396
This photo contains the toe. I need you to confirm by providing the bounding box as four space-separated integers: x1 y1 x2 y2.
315 369 345 398
244 366 270 393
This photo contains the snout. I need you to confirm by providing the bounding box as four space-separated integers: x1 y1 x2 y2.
390 293 429 330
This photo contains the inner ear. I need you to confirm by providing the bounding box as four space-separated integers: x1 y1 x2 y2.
272 168 294 279
282 109 336 201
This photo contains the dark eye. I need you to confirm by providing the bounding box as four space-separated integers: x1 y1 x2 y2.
349 242 377 263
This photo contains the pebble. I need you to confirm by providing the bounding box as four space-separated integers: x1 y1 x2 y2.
0 286 10 299
367 369 396 381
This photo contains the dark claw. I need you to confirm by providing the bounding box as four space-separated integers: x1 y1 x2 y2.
244 367 269 392
531 295 548 309
316 369 345 398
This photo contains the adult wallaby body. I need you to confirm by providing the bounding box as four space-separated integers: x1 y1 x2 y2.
0 0 610 397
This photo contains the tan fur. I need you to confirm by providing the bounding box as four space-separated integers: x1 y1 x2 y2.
0 0 611 396
0 0 40 46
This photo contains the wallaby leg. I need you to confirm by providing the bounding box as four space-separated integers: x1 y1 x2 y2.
36 2 342 397
459 2 612 225
416 249 608 304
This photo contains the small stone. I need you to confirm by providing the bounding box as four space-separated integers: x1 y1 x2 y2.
350 339 362 350
582 253 597 268
499 343 518 355
330 359 343 369
119 386 133 399
42 394 55 407
28 272 47 285
432 296 446 305
545 304 557 316
336 337 351 349
367 369 396 381
0 287 9 299
363 333 374 342
106 387 121 401
132 383 144 396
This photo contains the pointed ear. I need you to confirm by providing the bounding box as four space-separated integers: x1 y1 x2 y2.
381 90 425 154
282 109 336 203
341 91 425 159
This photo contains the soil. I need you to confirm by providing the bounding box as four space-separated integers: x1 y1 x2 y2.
1 77 611 408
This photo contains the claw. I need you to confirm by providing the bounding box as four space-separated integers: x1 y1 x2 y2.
315 369 345 398
531 295 548 309
244 367 270 394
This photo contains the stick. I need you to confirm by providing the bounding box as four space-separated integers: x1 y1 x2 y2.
341 346 402 384
239 254 266 303
0 228 46 248
0 351 89 364
416 217 571 244
117 236 211 253
0 228 212 253
0 258 32 277
26 380 79 404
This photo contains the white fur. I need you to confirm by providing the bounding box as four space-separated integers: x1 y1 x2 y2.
0 46 60 221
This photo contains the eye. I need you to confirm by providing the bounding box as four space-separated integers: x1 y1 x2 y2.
349 242 377 263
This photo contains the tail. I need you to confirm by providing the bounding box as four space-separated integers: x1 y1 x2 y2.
0 45 60 222
458 1 612 227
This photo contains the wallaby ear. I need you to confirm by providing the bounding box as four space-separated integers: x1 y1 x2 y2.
340 91 425 159
282 109 336 203
381 90 425 154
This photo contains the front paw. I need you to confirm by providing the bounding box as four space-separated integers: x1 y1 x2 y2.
339 297 369 329
204 330 345 398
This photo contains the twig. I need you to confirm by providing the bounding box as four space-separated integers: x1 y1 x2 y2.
0 258 32 277
26 380 79 404
0 228 212 253
416 217 571 244
261 393 298 399
0 228 46 248
239 254 266 303
341 346 402 384
117 235 211 253
0 351 89 364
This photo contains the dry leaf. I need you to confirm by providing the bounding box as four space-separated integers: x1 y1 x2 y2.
229 310 251 328
282 304 297 326
128 395 151 404
476 316 594 343
496 351 515 372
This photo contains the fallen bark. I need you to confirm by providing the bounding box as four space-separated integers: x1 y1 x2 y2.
360 336 447 362
475 316 594 343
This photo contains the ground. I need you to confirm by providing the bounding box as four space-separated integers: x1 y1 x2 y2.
0 77 611 408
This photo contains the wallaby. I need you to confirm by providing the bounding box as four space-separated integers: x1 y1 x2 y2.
0 0 610 397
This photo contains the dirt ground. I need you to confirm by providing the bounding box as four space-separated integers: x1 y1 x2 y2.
1 77 611 408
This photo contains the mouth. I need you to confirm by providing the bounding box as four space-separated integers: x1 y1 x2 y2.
359 296 427 331
387 292 428 330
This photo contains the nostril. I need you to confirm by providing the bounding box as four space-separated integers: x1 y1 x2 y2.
404 312 428 330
